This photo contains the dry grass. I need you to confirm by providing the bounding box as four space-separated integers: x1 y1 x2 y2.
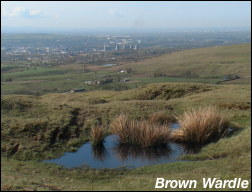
110 115 171 147
170 106 230 144
90 125 105 146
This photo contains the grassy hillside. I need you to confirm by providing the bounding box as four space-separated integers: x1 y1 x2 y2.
1 82 251 190
113 43 251 78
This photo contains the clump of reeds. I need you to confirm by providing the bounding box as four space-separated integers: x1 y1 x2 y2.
170 106 230 144
90 125 105 146
110 114 129 142
110 114 171 147
147 112 176 125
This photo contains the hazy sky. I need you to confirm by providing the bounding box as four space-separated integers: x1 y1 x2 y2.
1 1 251 30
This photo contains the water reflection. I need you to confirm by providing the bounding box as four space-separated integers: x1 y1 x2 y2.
114 144 172 161
176 142 202 154
92 144 107 161
171 123 180 129
44 133 202 169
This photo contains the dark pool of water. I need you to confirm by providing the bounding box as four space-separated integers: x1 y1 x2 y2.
43 130 201 169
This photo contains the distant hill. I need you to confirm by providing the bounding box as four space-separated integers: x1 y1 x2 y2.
119 43 251 79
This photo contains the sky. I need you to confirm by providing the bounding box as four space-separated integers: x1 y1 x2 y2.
1 1 251 32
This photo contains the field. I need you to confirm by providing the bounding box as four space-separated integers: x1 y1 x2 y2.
1 44 251 191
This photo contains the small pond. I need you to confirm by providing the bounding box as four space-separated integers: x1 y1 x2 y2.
101 64 117 66
43 124 201 169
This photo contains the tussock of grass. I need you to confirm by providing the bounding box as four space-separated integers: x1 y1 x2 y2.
110 115 171 147
90 126 105 146
170 106 230 144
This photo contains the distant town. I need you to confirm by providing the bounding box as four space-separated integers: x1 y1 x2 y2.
2 31 250 67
